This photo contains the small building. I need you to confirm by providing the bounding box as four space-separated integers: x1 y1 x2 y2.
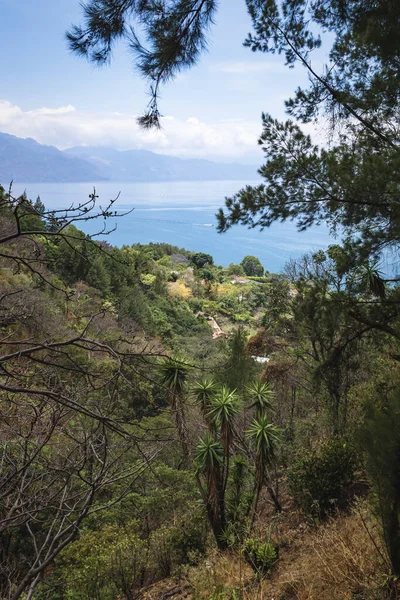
231 275 250 285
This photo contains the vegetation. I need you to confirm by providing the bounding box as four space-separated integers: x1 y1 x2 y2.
2 0 400 597
2 180 400 599
288 439 357 520
241 256 264 278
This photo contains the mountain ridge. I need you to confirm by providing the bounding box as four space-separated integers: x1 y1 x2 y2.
64 145 258 182
0 132 258 183
0 132 105 183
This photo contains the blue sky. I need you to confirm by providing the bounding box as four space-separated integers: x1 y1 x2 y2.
0 0 315 162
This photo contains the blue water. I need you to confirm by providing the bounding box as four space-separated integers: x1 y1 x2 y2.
13 180 332 272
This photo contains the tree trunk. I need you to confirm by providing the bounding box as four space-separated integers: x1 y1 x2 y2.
25 574 41 600
204 496 227 550
250 481 262 528
171 393 191 459
266 481 282 513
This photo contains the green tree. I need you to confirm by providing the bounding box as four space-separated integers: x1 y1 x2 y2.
86 256 111 293
247 416 281 518
199 268 214 282
70 0 400 263
241 255 264 277
223 327 258 392
288 439 356 520
227 263 245 277
262 276 291 328
119 284 152 330
68 0 218 127
216 0 400 263
191 252 214 269
14 192 46 233
33 196 45 215
360 393 400 580
281 250 382 435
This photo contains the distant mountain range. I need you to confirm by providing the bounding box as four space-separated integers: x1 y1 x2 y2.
0 132 258 183
0 133 105 183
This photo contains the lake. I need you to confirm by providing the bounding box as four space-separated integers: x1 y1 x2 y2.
13 180 332 272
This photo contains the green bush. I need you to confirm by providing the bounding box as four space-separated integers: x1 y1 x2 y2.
57 522 148 600
288 438 356 519
231 312 252 323
188 297 204 313
151 514 207 578
243 538 278 577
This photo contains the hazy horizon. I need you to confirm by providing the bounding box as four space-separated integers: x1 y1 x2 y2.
0 0 329 164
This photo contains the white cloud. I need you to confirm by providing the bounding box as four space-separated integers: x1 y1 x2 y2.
0 100 262 161
35 105 76 116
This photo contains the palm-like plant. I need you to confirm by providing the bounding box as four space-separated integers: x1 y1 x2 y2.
208 386 241 495
360 262 386 298
195 432 226 547
159 355 189 400
208 386 241 454
247 416 281 467
195 432 224 475
246 380 275 416
247 415 282 519
192 376 218 424
159 355 190 457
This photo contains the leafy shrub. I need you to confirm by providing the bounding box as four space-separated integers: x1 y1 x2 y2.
58 522 148 600
151 514 207 577
243 538 278 577
140 273 157 286
232 312 252 323
188 297 204 313
157 255 171 266
167 281 192 299
288 438 356 519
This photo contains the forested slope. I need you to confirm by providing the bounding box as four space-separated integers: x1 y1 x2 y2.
1 185 400 600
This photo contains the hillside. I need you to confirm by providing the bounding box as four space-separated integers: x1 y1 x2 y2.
0 132 257 183
1 187 400 600
0 132 105 182
64 146 258 182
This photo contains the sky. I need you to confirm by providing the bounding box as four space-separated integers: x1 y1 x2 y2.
0 0 319 162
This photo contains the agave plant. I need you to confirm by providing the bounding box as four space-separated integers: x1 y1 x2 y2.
195 432 226 546
246 379 275 416
195 431 224 475
159 355 190 456
159 355 189 401
360 262 386 299
208 386 241 454
208 386 241 496
192 376 219 424
247 415 282 518
247 415 281 467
